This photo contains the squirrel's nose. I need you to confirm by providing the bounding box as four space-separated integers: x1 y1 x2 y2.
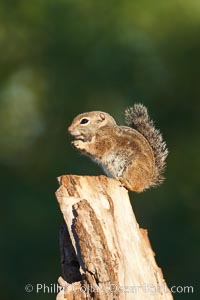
68 125 72 134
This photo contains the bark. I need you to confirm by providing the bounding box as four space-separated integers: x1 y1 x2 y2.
55 175 173 300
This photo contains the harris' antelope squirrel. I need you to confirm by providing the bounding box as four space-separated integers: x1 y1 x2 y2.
68 104 168 192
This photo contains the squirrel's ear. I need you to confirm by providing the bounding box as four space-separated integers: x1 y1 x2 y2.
99 113 105 121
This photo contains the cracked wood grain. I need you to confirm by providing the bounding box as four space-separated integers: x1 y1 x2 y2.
55 175 173 300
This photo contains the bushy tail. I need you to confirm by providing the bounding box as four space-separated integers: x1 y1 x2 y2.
125 103 168 185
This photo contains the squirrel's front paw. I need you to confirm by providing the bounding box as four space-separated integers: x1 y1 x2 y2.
71 140 85 151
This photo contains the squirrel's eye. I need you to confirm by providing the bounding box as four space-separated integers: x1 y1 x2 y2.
80 118 89 124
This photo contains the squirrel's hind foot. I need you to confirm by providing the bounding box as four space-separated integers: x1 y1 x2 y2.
116 176 143 193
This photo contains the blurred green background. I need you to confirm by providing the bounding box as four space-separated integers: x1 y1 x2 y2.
1 0 199 299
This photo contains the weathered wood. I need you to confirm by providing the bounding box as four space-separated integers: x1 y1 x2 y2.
55 175 173 300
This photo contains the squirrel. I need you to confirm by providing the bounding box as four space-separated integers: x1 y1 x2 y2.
68 104 168 192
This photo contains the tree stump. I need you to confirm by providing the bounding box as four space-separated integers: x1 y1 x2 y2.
55 175 173 300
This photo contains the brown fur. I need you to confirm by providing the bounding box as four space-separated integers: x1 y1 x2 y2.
68 106 168 192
